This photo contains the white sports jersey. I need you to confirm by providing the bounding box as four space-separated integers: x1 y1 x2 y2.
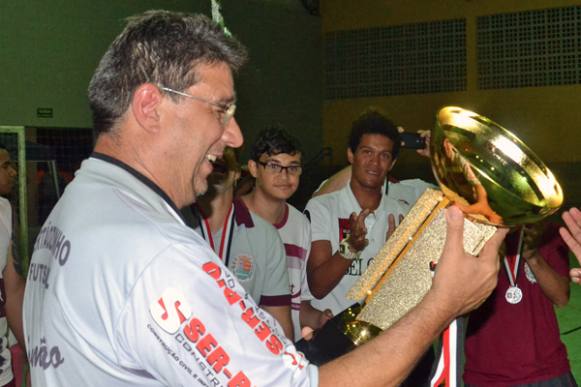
23 155 317 387
305 183 408 315
274 204 312 340
0 198 13 386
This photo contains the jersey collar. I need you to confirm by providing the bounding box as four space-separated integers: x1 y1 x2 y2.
91 152 185 223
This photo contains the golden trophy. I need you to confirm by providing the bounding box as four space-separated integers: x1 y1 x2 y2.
345 106 563 385
348 105 563 330
297 106 563 384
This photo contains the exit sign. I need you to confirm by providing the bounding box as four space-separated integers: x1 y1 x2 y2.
36 107 53 118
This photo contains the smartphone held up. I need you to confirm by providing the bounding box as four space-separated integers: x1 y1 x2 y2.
400 132 426 150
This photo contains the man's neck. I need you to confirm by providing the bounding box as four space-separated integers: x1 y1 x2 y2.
242 189 286 226
349 180 382 211
198 189 234 232
94 129 188 209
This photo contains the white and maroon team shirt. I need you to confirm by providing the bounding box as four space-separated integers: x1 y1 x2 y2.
191 198 291 309
305 182 408 315
23 155 317 387
273 204 312 340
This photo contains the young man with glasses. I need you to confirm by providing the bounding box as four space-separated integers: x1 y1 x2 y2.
185 147 294 340
23 10 507 386
242 127 332 341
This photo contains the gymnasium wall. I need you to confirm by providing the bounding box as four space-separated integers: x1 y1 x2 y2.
0 0 323 160
320 0 581 207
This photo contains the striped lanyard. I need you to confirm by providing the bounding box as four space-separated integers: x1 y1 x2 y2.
503 227 525 288
198 204 235 266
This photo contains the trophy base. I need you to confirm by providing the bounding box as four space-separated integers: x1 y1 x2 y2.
294 304 435 386
295 318 434 386
294 304 364 366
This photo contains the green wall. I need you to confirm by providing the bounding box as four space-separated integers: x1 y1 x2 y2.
0 0 323 160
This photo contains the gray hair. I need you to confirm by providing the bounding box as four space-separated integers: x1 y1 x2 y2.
88 10 247 134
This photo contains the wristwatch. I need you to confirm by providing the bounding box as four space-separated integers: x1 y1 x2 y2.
339 237 361 261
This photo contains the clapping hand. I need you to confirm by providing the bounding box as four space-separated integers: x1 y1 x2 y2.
560 207 581 284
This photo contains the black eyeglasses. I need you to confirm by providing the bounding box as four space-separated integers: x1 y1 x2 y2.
257 161 302 176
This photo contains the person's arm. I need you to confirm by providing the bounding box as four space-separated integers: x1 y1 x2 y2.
307 210 370 299
560 207 581 284
259 224 294 340
521 224 570 306
261 305 294 341
318 206 507 387
299 301 332 331
524 250 570 307
4 244 25 346
313 166 352 197
307 240 353 299
524 249 570 306
298 221 333 332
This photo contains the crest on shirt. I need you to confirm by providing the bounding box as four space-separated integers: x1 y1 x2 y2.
524 262 537 284
232 254 254 281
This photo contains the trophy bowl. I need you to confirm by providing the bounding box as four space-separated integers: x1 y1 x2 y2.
431 106 564 226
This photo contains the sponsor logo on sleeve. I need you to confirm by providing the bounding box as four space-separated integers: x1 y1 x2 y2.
149 287 252 386
201 262 284 357
150 288 192 334
148 260 308 385
201 261 308 372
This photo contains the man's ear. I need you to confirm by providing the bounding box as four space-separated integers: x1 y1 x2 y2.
389 158 398 172
347 148 354 165
131 83 162 133
247 160 259 178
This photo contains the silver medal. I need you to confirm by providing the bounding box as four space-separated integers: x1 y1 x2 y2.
524 262 537 284
505 286 523 304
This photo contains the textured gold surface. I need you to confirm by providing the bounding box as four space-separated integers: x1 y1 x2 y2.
346 188 445 301
350 194 496 330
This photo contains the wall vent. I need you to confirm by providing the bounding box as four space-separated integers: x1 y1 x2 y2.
325 19 467 100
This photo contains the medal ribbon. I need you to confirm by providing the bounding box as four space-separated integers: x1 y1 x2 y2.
429 263 462 387
198 204 235 266
503 227 525 287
